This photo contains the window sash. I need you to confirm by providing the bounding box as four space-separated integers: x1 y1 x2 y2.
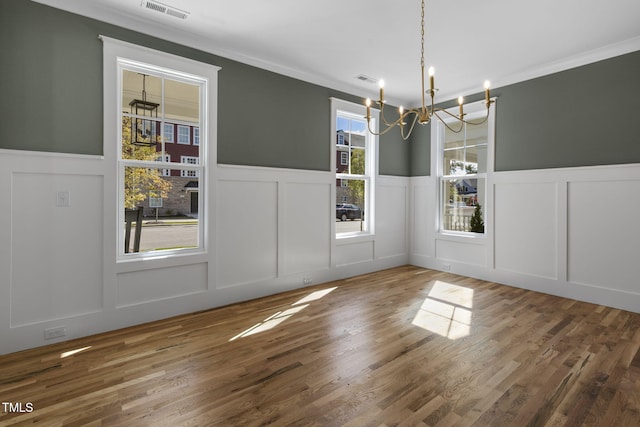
117 61 205 258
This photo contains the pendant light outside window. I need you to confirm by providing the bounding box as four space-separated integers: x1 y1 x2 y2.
129 74 160 147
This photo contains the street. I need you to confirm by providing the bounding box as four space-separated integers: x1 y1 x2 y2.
136 221 198 252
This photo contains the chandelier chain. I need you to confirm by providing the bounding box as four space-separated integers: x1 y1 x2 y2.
420 0 424 69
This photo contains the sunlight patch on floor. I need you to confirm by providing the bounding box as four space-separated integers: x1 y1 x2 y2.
293 287 338 305
60 346 92 359
229 286 338 341
412 281 474 339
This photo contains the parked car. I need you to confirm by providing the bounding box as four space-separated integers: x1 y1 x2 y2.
336 203 362 221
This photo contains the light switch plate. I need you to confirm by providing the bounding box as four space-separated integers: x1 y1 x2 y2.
56 190 71 207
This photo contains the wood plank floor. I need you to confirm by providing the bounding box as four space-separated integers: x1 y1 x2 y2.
2 266 640 426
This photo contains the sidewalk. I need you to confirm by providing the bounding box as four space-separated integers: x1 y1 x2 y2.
141 215 198 226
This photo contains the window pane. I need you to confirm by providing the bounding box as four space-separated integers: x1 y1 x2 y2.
350 126 366 148
443 120 488 176
121 117 161 160
444 125 465 150
165 78 199 122
336 178 365 234
124 167 199 253
351 148 365 175
442 178 485 233
336 117 350 134
122 70 162 112
466 118 488 145
443 148 465 176
466 144 487 174
336 145 349 172
164 123 200 159
336 115 367 175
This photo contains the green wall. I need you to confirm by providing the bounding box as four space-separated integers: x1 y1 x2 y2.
409 50 640 175
494 50 640 171
408 120 431 176
7 1 633 176
0 0 407 174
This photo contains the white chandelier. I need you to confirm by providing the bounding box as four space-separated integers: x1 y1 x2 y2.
365 0 494 139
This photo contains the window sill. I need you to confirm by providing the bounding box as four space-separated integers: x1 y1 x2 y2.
336 232 375 245
116 249 209 273
436 231 487 245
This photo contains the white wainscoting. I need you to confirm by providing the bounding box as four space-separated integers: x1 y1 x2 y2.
567 179 640 294
216 179 279 288
117 263 208 307
9 171 104 327
375 178 409 260
494 181 559 280
410 163 640 314
282 181 332 275
410 177 436 259
0 151 410 355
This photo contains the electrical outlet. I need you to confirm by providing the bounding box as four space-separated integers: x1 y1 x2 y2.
442 263 451 271
303 277 313 285
44 326 67 340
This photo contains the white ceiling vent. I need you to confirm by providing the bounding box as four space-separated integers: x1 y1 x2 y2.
354 74 379 85
141 0 189 20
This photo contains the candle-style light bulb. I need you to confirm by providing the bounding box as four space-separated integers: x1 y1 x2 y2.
484 80 491 105
399 105 406 126
458 96 464 117
378 79 385 103
365 98 371 120
428 67 435 92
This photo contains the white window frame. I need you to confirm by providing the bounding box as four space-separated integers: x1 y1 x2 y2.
193 127 200 146
177 125 190 145
330 98 377 240
435 99 495 238
101 36 219 264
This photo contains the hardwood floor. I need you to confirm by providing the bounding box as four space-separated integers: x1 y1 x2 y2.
2 266 640 426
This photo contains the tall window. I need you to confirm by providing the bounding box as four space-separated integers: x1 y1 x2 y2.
103 36 218 260
438 101 492 234
119 66 204 255
332 99 376 237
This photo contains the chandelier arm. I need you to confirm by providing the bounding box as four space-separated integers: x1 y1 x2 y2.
367 118 405 137
378 102 397 127
400 112 421 141
435 106 492 126
432 110 464 133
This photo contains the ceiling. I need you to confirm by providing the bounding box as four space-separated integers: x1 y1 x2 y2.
33 0 640 106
